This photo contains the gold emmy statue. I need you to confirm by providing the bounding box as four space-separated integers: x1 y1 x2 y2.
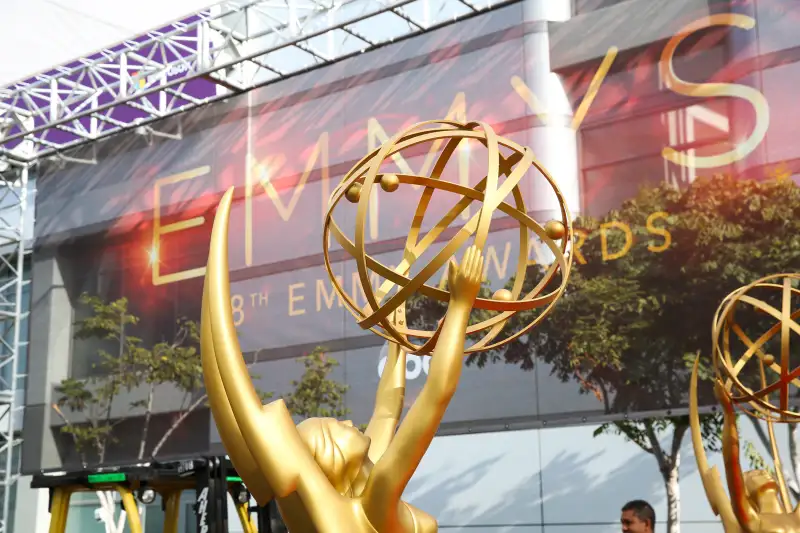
690 273 800 533
324 120 572 354
201 120 573 532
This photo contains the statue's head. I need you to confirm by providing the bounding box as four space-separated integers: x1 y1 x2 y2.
297 418 371 495
744 470 783 514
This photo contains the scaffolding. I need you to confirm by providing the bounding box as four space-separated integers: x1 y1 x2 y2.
0 158 30 533
0 0 508 529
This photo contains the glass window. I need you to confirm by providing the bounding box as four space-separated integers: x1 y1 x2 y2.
582 138 734 217
64 505 107 533
574 0 630 15
143 500 166 531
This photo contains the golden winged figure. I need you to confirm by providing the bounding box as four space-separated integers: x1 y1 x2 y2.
201 188 485 533
690 275 800 533
690 359 800 533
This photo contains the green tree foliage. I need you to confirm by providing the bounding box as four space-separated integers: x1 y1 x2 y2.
283 348 350 419
53 294 349 467
53 294 213 464
407 174 800 533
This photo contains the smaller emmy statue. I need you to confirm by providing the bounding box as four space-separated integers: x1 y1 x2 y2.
690 273 800 533
201 120 573 532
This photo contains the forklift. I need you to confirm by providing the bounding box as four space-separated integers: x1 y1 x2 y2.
31 456 284 533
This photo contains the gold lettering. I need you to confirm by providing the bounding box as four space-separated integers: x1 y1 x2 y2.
368 92 471 220
246 133 330 265
660 14 768 168
511 46 618 130
600 222 633 261
526 237 549 266
231 294 245 327
316 277 343 311
249 291 268 307
288 283 306 316
573 230 588 265
646 212 672 253
152 167 211 286
485 243 511 281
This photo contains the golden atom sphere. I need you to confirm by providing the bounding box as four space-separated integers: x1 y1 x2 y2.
545 220 566 240
345 182 362 203
492 289 513 302
712 273 800 422
322 120 574 355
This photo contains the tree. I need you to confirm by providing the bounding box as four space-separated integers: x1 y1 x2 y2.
408 174 800 533
52 294 350 532
283 348 349 419
52 294 218 465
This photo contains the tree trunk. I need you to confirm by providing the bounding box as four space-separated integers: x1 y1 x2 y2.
138 384 155 460
96 491 117 533
644 420 685 533
663 462 681 533
150 394 207 457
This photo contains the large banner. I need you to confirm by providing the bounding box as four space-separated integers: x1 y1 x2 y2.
24 0 800 471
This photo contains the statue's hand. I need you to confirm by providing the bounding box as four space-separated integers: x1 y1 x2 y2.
448 245 484 306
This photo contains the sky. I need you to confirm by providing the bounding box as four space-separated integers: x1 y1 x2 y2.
0 0 216 86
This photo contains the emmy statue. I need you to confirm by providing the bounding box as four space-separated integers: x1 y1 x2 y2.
201 120 573 532
690 273 800 533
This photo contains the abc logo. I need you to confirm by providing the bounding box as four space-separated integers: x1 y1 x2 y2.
377 342 431 380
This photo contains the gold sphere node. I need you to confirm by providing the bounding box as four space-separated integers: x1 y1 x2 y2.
345 183 362 203
323 120 573 355
712 273 800 423
545 220 566 240
492 289 513 302
380 173 400 193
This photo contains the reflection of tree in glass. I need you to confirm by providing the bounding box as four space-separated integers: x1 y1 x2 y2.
408 174 800 533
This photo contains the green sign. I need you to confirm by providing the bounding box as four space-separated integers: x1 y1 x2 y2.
87 473 127 484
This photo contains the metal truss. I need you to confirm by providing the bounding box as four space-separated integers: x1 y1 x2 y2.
0 0 504 165
0 158 30 533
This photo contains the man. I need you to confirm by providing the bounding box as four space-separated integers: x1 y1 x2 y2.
621 500 656 533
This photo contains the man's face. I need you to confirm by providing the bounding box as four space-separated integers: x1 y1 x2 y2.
621 510 651 533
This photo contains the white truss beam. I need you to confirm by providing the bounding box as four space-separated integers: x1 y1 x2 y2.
0 0 504 164
0 159 29 533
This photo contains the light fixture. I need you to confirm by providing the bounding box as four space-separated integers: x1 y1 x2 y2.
231 482 249 504
137 487 157 505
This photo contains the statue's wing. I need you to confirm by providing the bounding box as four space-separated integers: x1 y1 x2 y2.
689 356 742 533
202 238 273 504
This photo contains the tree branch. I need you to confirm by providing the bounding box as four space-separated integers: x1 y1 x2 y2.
52 403 88 467
615 422 654 455
138 383 156 460
670 421 689 464
644 420 668 471
150 394 207 458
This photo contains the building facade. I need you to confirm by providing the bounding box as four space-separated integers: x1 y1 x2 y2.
16 0 800 531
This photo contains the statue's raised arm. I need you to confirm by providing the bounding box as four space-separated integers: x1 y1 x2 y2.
362 245 483 530
364 307 407 464
364 339 406 463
